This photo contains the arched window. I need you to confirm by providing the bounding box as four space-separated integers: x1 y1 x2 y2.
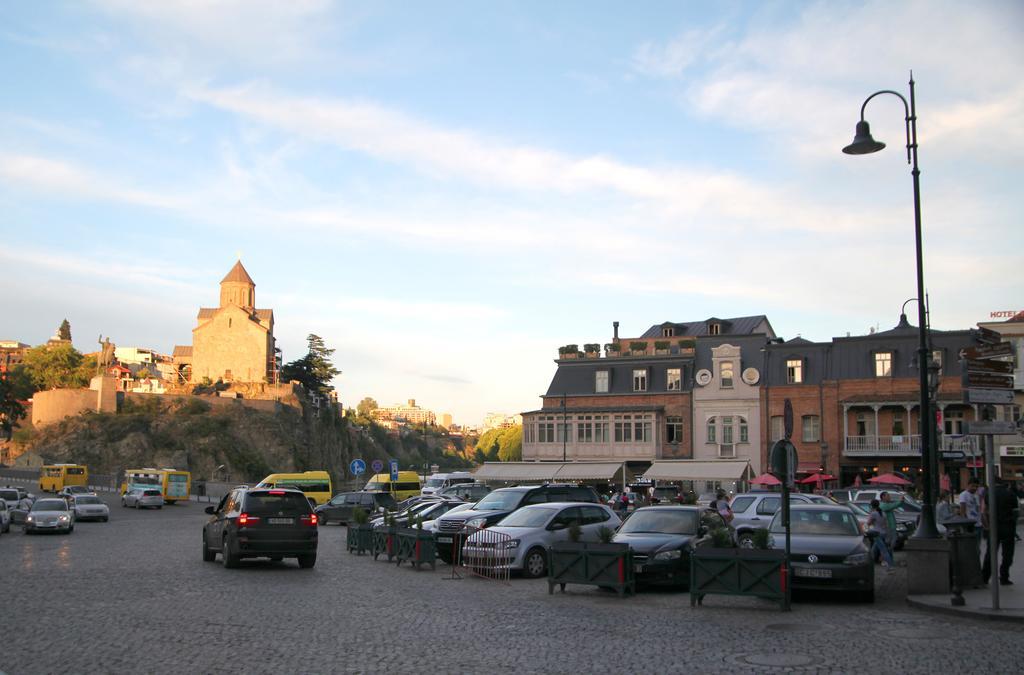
706 416 717 443
739 416 749 443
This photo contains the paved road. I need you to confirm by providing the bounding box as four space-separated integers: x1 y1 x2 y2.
1 493 1019 674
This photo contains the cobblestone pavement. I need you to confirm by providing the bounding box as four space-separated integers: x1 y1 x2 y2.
1 494 1019 674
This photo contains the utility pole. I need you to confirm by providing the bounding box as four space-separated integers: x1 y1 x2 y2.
561 393 567 462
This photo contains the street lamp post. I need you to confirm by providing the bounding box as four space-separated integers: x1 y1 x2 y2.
561 393 567 462
843 71 939 539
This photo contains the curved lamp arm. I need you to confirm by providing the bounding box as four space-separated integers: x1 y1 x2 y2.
858 89 913 165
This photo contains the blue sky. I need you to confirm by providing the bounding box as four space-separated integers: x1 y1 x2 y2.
1 1 1021 424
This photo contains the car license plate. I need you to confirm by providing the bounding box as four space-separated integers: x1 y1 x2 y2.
634 564 644 574
795 567 832 579
268 518 293 525
438 536 453 543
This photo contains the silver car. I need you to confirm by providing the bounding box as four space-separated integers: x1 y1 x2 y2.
122 488 164 509
462 502 621 578
0 500 10 534
59 485 95 500
72 495 110 522
24 498 75 534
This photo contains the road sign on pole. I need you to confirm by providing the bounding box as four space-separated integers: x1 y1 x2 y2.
964 420 1017 435
960 343 1014 360
964 359 1014 375
371 459 384 473
388 460 399 482
962 372 1015 389
963 389 1015 404
349 458 366 476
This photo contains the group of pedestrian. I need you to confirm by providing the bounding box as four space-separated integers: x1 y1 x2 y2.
956 478 1019 586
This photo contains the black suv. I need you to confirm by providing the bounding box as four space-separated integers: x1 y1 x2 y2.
438 482 491 502
433 483 600 563
203 487 318 568
314 491 397 525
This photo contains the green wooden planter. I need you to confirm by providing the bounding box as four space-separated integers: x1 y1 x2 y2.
346 523 374 555
395 528 437 570
548 542 635 597
689 547 785 609
372 525 397 561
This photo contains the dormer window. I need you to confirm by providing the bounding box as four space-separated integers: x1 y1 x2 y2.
662 326 674 337
709 323 721 336
875 351 893 377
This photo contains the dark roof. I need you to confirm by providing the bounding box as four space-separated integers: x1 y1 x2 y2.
639 315 774 339
544 358 694 397
221 260 255 285
784 337 814 345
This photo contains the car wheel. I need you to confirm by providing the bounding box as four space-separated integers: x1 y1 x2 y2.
859 589 875 603
67 526 74 534
157 505 163 509
121 500 127 508
523 547 547 579
102 516 109 522
202 537 216 562
737 533 755 549
221 536 239 568
297 553 316 569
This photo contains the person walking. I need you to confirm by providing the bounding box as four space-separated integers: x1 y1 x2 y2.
935 490 955 525
958 479 984 552
867 499 895 571
711 489 734 525
619 491 629 517
879 491 904 553
982 478 1019 586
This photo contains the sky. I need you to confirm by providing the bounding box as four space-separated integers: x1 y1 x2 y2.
1 1 1021 425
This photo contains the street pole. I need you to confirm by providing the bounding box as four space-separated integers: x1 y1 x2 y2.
561 393 567 463
843 72 939 538
984 433 999 609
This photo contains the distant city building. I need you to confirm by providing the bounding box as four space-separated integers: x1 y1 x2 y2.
173 260 277 385
439 413 453 429
482 412 522 431
372 399 436 425
0 341 29 377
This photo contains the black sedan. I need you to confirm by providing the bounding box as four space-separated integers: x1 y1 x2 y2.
613 506 704 588
770 504 874 602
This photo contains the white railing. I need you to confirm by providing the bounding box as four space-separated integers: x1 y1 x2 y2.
942 436 980 456
844 435 922 456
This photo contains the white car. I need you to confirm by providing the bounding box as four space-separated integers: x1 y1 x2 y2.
0 499 11 534
59 485 95 500
462 502 621 578
24 498 75 534
122 488 164 509
72 495 110 522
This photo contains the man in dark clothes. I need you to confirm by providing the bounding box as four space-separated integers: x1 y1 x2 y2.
982 478 1019 586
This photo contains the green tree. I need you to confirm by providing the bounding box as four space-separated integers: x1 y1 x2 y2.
497 425 522 462
356 397 378 418
15 344 91 392
280 334 341 396
0 377 27 441
58 318 72 341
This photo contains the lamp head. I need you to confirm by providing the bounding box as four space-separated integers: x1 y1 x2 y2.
842 120 886 155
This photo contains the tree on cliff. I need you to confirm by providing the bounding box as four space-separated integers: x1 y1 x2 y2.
58 318 72 341
13 344 94 394
0 377 26 441
356 397 378 418
280 334 341 397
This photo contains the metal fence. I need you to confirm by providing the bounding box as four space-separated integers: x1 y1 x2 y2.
449 526 513 584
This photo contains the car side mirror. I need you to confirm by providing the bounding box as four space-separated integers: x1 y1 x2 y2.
205 506 215 515
548 522 567 531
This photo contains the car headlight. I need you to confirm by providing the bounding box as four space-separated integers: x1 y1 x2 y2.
466 517 486 529
844 552 869 565
503 539 520 549
26 516 34 523
59 515 69 522
653 549 683 561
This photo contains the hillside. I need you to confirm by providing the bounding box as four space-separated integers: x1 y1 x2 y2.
23 395 472 485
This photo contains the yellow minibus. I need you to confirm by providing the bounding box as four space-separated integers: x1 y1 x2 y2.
256 471 333 506
39 464 89 493
364 471 422 500
120 468 192 504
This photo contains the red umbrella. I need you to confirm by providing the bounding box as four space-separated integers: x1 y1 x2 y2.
749 473 781 486
867 472 912 486
798 472 836 485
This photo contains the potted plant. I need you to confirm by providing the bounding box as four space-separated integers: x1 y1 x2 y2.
605 342 621 357
583 343 601 358
347 506 374 555
653 340 671 355
558 344 580 359
677 339 695 353
548 523 635 597
373 510 397 562
395 516 437 570
690 526 785 609
629 341 648 356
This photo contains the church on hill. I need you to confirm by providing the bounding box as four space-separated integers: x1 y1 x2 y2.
173 260 277 385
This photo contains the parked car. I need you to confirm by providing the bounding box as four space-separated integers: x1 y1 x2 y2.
462 502 620 578
434 484 601 564
122 488 164 509
421 471 475 496
370 498 464 528
71 495 110 522
59 485 95 500
695 492 717 507
314 491 397 525
730 492 825 547
769 504 874 602
438 482 491 502
826 489 857 503
0 499 10 534
0 487 23 511
421 502 474 533
203 487 318 568
613 505 704 588
24 498 75 534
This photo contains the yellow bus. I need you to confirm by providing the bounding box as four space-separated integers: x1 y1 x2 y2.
364 471 422 500
120 468 192 504
256 471 332 506
39 464 89 493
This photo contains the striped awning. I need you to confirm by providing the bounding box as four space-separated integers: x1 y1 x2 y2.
642 460 754 482
474 461 625 482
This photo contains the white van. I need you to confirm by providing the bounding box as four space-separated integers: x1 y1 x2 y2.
421 471 475 496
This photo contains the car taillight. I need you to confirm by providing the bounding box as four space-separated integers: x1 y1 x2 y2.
237 513 260 526
301 514 317 526
268 490 286 495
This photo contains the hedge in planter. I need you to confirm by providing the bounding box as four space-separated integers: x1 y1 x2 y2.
395 526 437 570
346 507 374 555
372 523 397 562
689 544 786 609
548 542 635 597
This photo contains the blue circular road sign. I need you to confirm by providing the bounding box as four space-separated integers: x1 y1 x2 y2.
350 458 366 475
371 459 384 473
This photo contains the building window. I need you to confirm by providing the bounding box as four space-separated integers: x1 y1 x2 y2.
662 327 674 337
576 415 593 443
720 362 734 388
633 415 652 443
875 352 892 377
856 412 874 436
594 415 609 443
722 416 734 445
538 417 555 443
739 417 748 443
931 350 943 370
802 415 820 442
944 410 964 435
595 370 609 393
632 369 647 392
709 323 721 336
707 417 717 443
786 359 803 384
614 414 633 443
666 416 683 444
524 422 535 443
770 415 784 441
666 368 681 391
892 412 905 436
555 417 570 443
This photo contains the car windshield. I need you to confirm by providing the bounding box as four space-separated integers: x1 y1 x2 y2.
473 490 524 511
143 490 161 496
32 499 68 512
498 507 558 528
0 489 18 501
805 495 833 504
68 486 88 493
76 496 102 505
425 478 445 488
771 509 860 536
619 509 699 535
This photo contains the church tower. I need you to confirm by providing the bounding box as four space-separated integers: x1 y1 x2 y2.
219 260 256 311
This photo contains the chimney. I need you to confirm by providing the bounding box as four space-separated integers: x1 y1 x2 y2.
613 321 619 341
